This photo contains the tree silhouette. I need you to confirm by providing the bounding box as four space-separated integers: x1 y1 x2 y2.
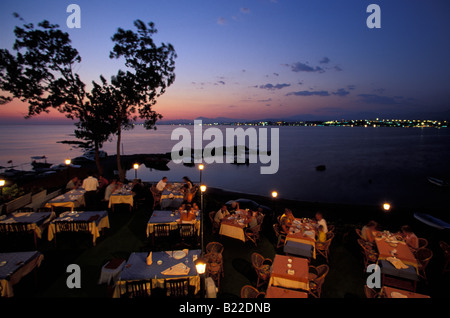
0 16 176 180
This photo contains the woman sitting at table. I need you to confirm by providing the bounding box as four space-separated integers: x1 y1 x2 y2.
248 210 259 229
280 208 294 234
361 220 377 243
400 225 419 249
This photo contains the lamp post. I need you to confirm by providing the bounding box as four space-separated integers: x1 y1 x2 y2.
195 256 207 298
271 190 278 223
133 163 139 179
65 159 71 182
200 185 207 254
198 164 204 184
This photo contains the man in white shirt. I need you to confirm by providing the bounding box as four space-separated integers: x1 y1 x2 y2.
214 205 230 223
82 172 99 209
156 177 168 192
315 212 328 234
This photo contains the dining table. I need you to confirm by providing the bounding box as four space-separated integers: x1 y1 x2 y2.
47 210 110 245
374 231 419 291
108 185 133 211
265 285 308 298
146 210 200 238
44 188 86 211
160 183 185 210
381 286 430 299
219 211 250 242
0 251 44 297
268 254 310 292
113 249 201 298
284 218 317 259
0 211 55 241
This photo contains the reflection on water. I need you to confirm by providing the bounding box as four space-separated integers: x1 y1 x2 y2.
1 124 450 209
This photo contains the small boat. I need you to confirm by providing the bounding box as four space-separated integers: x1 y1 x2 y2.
31 156 52 170
414 212 450 230
427 177 449 187
82 149 108 161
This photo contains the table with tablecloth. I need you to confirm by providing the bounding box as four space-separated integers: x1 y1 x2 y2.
160 183 185 210
268 254 309 292
219 213 250 242
0 251 44 297
47 210 109 245
146 210 200 237
284 219 317 259
108 187 133 210
265 285 308 298
0 211 55 239
113 249 201 298
45 189 86 211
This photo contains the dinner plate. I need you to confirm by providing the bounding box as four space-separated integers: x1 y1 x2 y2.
0 261 6 267
173 250 187 260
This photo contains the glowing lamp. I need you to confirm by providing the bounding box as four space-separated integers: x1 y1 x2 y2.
133 163 139 170
65 159 71 166
383 203 391 211
0 180 5 187
198 164 204 170
200 185 207 192
271 191 278 198
195 258 206 275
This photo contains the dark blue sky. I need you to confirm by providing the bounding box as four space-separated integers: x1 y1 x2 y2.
1 0 450 122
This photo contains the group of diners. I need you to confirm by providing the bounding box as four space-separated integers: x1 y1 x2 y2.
278 208 329 243
361 220 420 250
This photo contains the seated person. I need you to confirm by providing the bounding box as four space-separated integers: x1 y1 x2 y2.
280 208 295 234
401 225 419 249
104 178 119 201
314 212 328 234
66 177 81 191
180 204 196 222
214 205 230 223
248 211 259 229
192 202 200 211
361 220 377 243
316 225 327 243
156 177 168 192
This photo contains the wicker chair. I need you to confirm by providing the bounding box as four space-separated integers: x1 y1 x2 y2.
415 248 433 280
355 228 365 240
328 224 335 233
439 241 450 273
244 224 262 247
308 264 329 298
209 211 220 234
152 223 171 246
206 241 224 254
273 224 286 249
316 232 334 263
364 285 379 298
418 238 428 249
150 186 161 210
205 253 223 290
240 285 265 298
357 239 379 270
251 252 273 288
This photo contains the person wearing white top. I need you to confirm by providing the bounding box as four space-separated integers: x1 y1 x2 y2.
156 177 168 192
82 175 99 191
214 205 230 223
315 212 328 234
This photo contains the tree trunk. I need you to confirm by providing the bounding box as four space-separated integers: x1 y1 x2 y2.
94 141 103 176
116 126 125 182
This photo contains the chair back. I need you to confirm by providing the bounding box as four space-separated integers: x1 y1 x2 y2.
125 280 152 298
165 278 190 297
179 223 196 239
240 285 260 298
418 238 428 249
57 221 90 233
206 241 224 254
153 223 171 238
355 228 364 240
251 252 264 269
415 248 433 268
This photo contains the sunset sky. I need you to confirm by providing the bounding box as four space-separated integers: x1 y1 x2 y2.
1 0 450 123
